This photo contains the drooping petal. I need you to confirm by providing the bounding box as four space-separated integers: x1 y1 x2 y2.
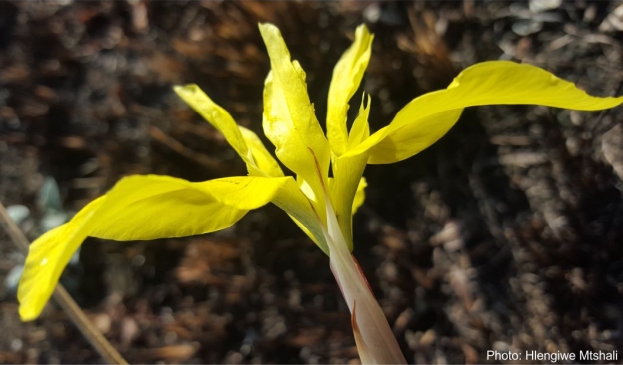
259 23 330 205
341 61 623 164
327 25 374 156
174 83 325 252
18 198 103 321
174 84 283 177
18 174 288 321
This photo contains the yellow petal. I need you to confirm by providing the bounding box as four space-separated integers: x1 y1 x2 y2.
18 174 287 320
259 23 330 205
198 176 289 210
18 198 103 321
239 126 284 177
174 81 326 251
330 154 369 251
173 85 249 162
93 175 287 241
326 174 368 251
352 177 367 215
342 61 623 164
288 214 325 252
327 25 374 156
174 84 283 177
328 99 371 251
271 178 329 254
368 109 462 164
346 93 371 151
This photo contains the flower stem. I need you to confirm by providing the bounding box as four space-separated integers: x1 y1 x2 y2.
308 149 405 363
321 199 406 364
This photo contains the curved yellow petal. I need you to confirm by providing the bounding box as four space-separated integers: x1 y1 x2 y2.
173 85 249 162
327 99 371 251
93 175 288 241
327 25 374 156
239 126 284 177
346 93 371 151
259 23 330 205
174 84 283 177
326 172 368 252
352 177 367 215
174 82 326 251
271 178 328 254
368 109 462 164
198 176 289 210
342 61 623 164
18 174 287 320
18 198 103 321
330 154 369 251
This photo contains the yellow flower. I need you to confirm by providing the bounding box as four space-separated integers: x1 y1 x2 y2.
18 22 622 363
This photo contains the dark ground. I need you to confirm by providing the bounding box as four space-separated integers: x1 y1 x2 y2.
0 1 622 364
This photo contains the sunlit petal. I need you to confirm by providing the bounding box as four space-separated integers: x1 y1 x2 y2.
342 61 623 163
346 93 371 151
173 85 249 162
259 23 330 205
174 84 282 177
239 126 284 177
327 25 374 156
18 174 287 320
368 109 462 164
352 177 367 215
330 155 368 251
18 198 103 321
330 98 371 250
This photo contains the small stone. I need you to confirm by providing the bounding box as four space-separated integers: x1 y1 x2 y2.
4 265 24 292
512 20 543 36
37 177 63 212
529 0 562 13
41 210 68 232
6 205 29 224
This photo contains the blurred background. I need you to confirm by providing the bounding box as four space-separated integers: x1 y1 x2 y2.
0 1 622 363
